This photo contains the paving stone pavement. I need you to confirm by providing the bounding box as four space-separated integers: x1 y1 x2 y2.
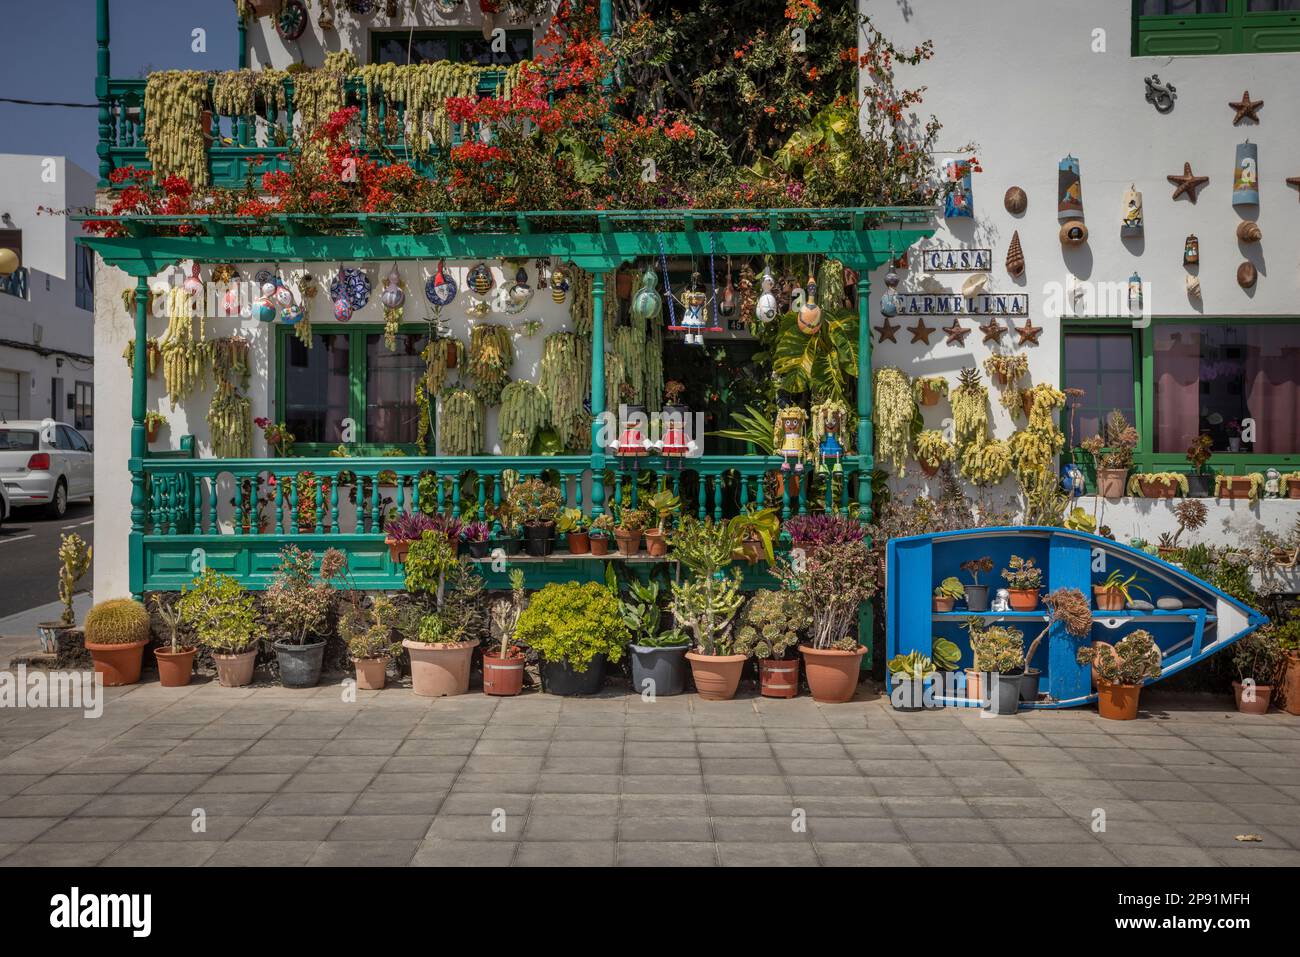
0 681 1297 867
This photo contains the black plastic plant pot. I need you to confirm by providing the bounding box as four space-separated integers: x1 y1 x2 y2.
629 644 690 697
494 535 522 556
1019 668 1042 702
984 671 1024 715
964 585 990 612
524 523 556 557
467 539 491 559
539 654 606 696
273 639 326 689
1186 473 1213 498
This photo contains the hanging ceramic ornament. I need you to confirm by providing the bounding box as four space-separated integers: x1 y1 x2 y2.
219 268 243 317
183 261 204 297
943 159 973 219
1233 141 1259 207
1184 234 1200 265
333 297 353 322
1185 274 1202 300
879 266 900 318
1006 231 1025 278
330 266 371 311
679 272 707 346
280 294 305 325
630 268 662 322
425 260 457 307
508 266 533 308
252 282 279 323
1057 155 1083 222
755 268 779 323
1060 221 1089 247
467 262 493 296
1127 272 1143 314
797 276 822 335
1237 220 1262 243
718 262 736 317
549 267 569 304
1121 184 1143 238
380 264 405 310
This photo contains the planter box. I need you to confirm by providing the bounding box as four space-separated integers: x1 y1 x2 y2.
1219 477 1254 500
1137 478 1178 498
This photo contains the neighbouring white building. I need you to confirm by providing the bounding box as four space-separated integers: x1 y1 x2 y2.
0 155 97 440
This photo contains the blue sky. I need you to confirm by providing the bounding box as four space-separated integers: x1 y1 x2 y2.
0 0 239 174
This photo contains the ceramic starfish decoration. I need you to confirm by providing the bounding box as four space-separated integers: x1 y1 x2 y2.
1229 90 1263 125
1168 163 1210 203
1015 318 1044 347
1287 175 1300 202
875 316 901 343
980 319 1007 345
908 318 935 345
943 319 972 347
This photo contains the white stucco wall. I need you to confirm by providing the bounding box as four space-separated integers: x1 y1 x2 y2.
860 0 1300 533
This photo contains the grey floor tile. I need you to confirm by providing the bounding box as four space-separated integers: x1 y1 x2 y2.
0 842 122 867
307 840 420 866
523 815 618 841
717 842 819 866
618 816 712 843
205 840 324 866
34 817 152 843
513 841 616 866
101 841 219 867
412 839 517 867
913 843 1020 866
234 815 341 842
814 842 918 866
616 841 717 866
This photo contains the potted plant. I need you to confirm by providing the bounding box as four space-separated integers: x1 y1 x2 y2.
339 595 401 691
384 512 462 563
508 476 562 557
1080 410 1137 499
642 490 680 557
402 531 483 696
1157 500 1208 559
263 546 344 689
1230 629 1283 715
887 651 934 711
784 513 867 550
775 538 879 703
970 623 1026 715
144 410 168 444
491 500 524 556
915 430 954 477
557 507 590 554
914 376 948 407
515 581 627 695
1276 609 1300 716
1001 555 1043 611
1282 471 1300 500
1077 629 1162 720
1126 471 1188 498
613 505 650 556
960 557 994 612
255 416 295 457
484 569 528 696
983 353 1028 387
82 598 151 687
1185 434 1214 497
150 595 197 688
178 569 259 687
461 520 492 559
1093 569 1150 611
589 512 615 556
1216 472 1264 504
733 588 805 698
1227 418 1243 452
621 578 690 696
727 505 780 564
37 533 91 654
671 518 748 700
1021 587 1092 702
932 576 965 613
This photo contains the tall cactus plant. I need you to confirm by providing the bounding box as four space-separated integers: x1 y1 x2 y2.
57 533 92 627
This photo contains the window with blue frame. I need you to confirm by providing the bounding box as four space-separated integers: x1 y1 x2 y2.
1134 0 1300 54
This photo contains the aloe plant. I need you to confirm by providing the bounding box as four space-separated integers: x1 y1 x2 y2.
727 506 781 565
708 404 776 455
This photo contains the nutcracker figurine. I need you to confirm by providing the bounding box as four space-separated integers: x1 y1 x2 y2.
774 406 809 473
810 400 851 474
610 403 652 472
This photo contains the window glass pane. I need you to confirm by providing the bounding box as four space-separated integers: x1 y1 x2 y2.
0 430 38 451
1063 333 1136 446
374 34 451 65
1249 1 1300 11
459 33 532 64
366 333 428 444
1142 0 1226 11
55 426 74 450
1154 323 1300 454
284 334 351 444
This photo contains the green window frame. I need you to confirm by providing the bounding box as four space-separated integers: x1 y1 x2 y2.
1133 0 1300 55
369 28 534 66
1062 317 1300 487
274 324 432 457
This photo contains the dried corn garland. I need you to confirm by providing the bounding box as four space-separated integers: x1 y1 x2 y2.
498 380 549 456
438 388 483 456
207 379 252 459
466 323 513 405
144 70 210 185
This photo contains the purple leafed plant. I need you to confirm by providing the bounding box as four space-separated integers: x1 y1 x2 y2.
384 512 463 543
783 514 867 548
461 521 491 543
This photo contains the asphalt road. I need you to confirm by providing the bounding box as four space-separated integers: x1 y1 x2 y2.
0 503 94 619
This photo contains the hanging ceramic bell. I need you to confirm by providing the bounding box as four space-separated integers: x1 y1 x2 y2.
330 267 371 311
252 282 279 323
468 262 493 296
380 265 405 310
1127 272 1143 314
280 299 305 325
425 261 457 307
797 276 822 335
550 268 569 304
755 269 779 323
1184 234 1199 265
220 271 243 317
1121 184 1143 239
630 269 662 322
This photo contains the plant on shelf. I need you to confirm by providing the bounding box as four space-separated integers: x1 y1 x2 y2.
932 576 965 613
914 375 948 407
515 581 628 695
484 568 528 696
642 489 681 556
383 511 462 562
873 366 916 476
1021 587 1092 701
556 507 590 554
931 635 961 671
612 504 651 556
82 598 152 687
727 505 780 565
960 556 994 611
1127 471 1189 498
1077 629 1162 720
178 569 260 687
1064 507 1097 533
263 546 345 688
784 513 867 549
460 519 492 558
1185 434 1214 496
507 476 563 556
1001 555 1043 610
254 417 295 457
588 511 616 556
915 429 954 476
1230 628 1283 714
1215 472 1265 505
1080 410 1137 498
339 594 402 691
1092 568 1151 611
968 620 1027 714
144 410 168 442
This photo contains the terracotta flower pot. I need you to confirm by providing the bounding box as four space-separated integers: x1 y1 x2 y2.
155 646 197 688
146 422 161 443
590 534 611 556
1007 588 1039 611
1093 586 1126 612
1280 653 1300 716
933 596 956 613
1219 477 1253 500
1139 479 1178 498
1096 680 1141 720
1096 468 1128 499
1020 391 1036 417
482 653 525 696
643 529 669 557
1232 679 1273 715
85 639 148 687
799 644 865 703
1287 479 1300 500
614 528 642 556
566 531 591 554
920 461 940 477
354 657 387 691
386 537 411 563
758 657 799 698
964 668 983 702
919 383 943 406
404 639 478 697
213 648 258 687
685 652 747 701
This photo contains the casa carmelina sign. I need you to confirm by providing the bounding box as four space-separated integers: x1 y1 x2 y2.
895 292 1029 317
921 247 993 272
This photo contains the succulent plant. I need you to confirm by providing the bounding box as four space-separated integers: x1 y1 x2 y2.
84 598 151 646
732 589 806 660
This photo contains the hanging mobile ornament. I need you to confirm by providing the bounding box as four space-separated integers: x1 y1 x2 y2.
719 258 736 318
467 262 493 296
879 258 900 318
797 274 822 335
755 263 779 323
550 266 569 304
507 266 533 310
425 259 457 307
380 263 406 310
252 281 279 323
631 267 662 323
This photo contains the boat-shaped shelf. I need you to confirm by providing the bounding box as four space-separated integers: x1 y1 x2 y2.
885 527 1267 710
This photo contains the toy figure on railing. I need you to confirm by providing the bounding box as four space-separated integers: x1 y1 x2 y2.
610 403 653 472
774 406 809 473
657 380 696 471
810 400 851 474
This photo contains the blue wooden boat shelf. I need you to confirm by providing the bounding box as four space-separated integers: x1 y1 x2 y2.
885 527 1267 710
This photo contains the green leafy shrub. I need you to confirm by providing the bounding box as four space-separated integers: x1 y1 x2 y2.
262 546 343 646
1232 629 1284 685
339 595 402 661
1077 629 1162 685
515 582 628 672
732 589 805 660
83 598 151 646
178 569 258 653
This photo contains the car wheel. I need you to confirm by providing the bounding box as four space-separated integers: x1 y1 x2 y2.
46 479 67 519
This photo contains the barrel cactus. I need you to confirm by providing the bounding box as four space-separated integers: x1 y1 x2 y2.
84 598 152 646
732 589 806 660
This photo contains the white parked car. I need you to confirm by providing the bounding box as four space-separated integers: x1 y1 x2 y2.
0 476 8 529
0 420 94 518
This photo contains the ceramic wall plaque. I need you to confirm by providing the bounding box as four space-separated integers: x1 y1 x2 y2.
943 159 974 219
1058 155 1083 222
1233 141 1259 207
1121 184 1143 238
921 247 992 272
